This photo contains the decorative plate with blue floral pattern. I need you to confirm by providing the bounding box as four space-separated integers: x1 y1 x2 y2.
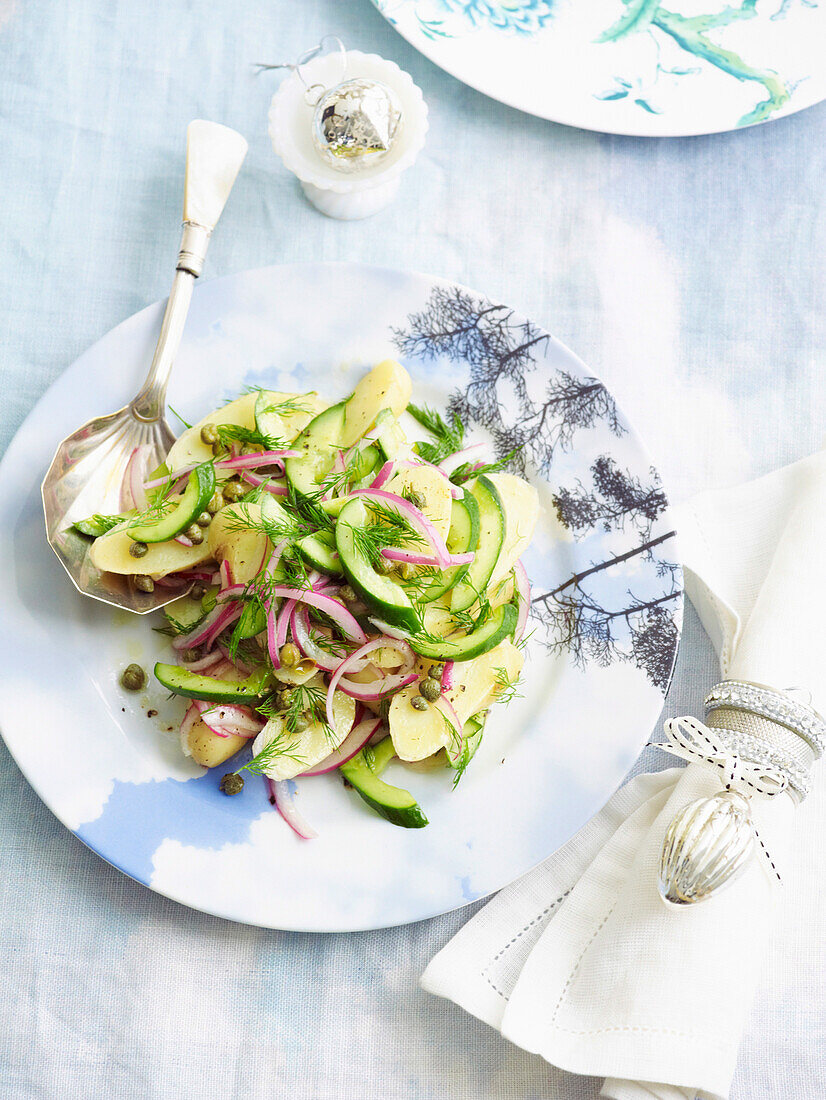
0 264 681 930
372 0 826 136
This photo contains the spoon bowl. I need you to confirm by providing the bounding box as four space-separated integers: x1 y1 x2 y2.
40 121 248 614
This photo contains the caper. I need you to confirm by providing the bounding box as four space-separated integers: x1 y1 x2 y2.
279 642 300 669
184 524 204 544
339 585 357 603
291 712 310 733
182 648 200 663
427 663 445 680
296 659 316 675
419 678 442 702
134 575 155 592
120 663 146 691
274 688 294 711
212 442 225 457
398 562 416 580
411 696 429 711
403 489 426 509
206 491 223 515
375 556 394 575
190 583 205 600
219 772 244 796
196 511 212 528
128 540 148 559
241 445 259 456
200 424 219 445
222 481 246 503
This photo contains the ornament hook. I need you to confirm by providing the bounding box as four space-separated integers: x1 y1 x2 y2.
254 35 348 106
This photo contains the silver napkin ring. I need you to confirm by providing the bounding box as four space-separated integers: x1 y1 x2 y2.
704 680 826 756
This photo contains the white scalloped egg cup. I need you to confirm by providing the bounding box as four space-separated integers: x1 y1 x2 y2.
268 50 428 220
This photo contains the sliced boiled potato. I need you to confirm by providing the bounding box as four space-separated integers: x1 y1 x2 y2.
486 473 540 590
390 639 523 761
167 392 258 470
185 717 249 768
89 527 212 576
208 501 270 584
341 360 412 447
250 676 356 781
272 662 319 686
385 464 452 542
257 390 328 442
166 390 327 470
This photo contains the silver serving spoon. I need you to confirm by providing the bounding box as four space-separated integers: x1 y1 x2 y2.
42 120 248 614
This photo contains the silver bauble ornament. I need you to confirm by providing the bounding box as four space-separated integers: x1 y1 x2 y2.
312 78 402 173
658 789 755 907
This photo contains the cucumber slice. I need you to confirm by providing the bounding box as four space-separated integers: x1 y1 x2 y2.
447 713 486 768
450 476 505 612
163 594 207 635
154 662 270 703
410 602 517 662
374 409 408 461
72 513 128 538
284 402 347 498
335 498 421 632
416 488 480 605
340 736 428 829
128 463 216 544
236 600 267 639
296 529 341 575
349 442 381 486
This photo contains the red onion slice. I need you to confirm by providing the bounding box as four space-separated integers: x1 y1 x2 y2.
123 444 153 512
179 651 224 672
275 598 296 651
370 460 395 490
438 443 488 477
326 637 417 725
291 607 348 673
266 586 367 644
335 671 417 703
266 600 281 669
194 701 263 739
301 716 383 775
380 547 474 568
241 471 289 495
172 600 235 650
349 488 452 569
441 661 455 692
268 778 318 840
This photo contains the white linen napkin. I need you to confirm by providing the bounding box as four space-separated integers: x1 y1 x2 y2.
421 450 826 1100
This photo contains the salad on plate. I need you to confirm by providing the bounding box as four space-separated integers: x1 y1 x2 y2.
75 361 539 837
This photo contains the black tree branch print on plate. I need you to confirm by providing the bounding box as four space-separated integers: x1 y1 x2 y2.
392 282 682 693
535 459 680 690
392 285 625 475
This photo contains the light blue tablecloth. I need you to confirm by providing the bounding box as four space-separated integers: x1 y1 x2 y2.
2 2 825 1097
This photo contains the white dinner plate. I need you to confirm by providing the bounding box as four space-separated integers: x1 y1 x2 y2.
372 0 826 136
0 263 682 930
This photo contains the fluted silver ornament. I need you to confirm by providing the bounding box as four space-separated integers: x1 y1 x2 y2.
658 790 755 907
312 78 402 173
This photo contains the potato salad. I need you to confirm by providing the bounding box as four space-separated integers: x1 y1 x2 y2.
77 361 539 835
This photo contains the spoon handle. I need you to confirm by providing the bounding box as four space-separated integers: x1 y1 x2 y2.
130 121 248 423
